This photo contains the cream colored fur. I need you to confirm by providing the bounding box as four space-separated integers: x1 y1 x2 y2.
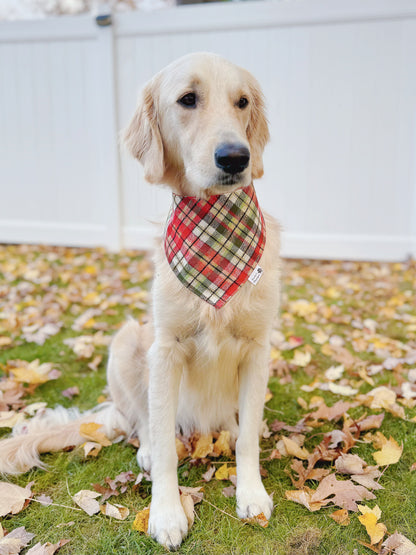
0 53 281 550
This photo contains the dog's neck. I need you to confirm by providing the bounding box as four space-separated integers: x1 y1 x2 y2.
164 184 266 308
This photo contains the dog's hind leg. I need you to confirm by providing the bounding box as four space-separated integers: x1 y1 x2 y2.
107 319 152 471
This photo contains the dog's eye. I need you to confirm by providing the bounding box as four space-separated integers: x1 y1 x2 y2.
178 92 197 108
237 97 249 109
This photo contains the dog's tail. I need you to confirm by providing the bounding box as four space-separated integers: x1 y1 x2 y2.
0 402 132 475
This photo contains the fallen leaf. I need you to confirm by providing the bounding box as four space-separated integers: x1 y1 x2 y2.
82 441 102 458
222 485 236 498
191 434 213 459
72 490 101 516
0 482 33 517
282 437 310 460
213 431 232 457
61 387 79 400
100 502 129 520
330 509 350 526
0 526 35 555
79 422 112 447
132 507 150 533
180 494 195 528
242 512 269 527
311 474 376 512
26 539 70 555
202 466 215 482
381 531 416 554
373 437 403 466
215 464 236 481
358 504 387 545
175 437 189 460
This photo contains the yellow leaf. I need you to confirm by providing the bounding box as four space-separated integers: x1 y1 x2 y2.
358 505 387 545
215 463 232 480
192 434 213 459
282 437 310 460
176 437 189 460
373 437 403 466
132 507 150 533
213 431 232 457
79 422 112 447
11 367 49 384
0 337 12 347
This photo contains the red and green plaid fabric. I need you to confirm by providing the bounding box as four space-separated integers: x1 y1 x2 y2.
164 184 266 308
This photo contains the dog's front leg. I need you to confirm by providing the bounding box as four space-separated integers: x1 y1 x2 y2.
236 343 273 520
147 339 188 549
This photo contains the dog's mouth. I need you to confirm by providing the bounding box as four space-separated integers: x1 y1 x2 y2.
217 173 242 186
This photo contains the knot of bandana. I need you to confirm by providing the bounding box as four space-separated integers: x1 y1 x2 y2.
164 184 266 308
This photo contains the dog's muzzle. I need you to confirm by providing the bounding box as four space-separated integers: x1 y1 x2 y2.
215 143 250 175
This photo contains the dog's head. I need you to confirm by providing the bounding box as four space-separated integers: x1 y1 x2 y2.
124 52 269 198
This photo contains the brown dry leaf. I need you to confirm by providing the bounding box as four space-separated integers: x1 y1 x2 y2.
61 387 79 400
202 466 216 482
310 474 376 512
242 512 269 528
0 482 33 517
347 413 385 434
180 494 195 528
213 430 232 457
329 509 350 526
321 344 356 367
0 526 35 555
72 490 101 516
82 441 102 458
308 400 352 422
358 504 387 545
178 486 204 504
282 436 310 460
191 434 213 459
222 485 236 498
26 539 70 555
372 436 403 466
100 502 129 520
132 506 150 533
79 422 112 447
285 488 325 512
381 531 416 554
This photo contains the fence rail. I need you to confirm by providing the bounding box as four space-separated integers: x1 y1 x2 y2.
1 0 415 260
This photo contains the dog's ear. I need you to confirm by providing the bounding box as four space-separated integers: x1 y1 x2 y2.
246 75 270 180
123 80 165 184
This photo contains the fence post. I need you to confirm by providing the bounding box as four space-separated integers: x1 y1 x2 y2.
94 9 122 251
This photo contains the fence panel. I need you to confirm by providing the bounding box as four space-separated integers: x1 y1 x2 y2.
0 0 415 260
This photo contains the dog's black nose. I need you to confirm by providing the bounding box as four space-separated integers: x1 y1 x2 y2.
215 143 250 175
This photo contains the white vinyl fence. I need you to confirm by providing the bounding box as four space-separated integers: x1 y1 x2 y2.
1 0 416 260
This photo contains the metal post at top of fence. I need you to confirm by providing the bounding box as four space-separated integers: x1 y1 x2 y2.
93 6 122 251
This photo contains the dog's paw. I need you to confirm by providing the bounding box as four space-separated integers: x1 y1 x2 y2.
136 445 151 472
236 484 273 520
148 500 188 550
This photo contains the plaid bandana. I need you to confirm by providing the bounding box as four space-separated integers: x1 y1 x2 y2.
164 184 266 308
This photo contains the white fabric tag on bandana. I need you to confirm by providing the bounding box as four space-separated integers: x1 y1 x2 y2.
248 265 263 285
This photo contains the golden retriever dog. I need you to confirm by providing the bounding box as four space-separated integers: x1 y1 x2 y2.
0 53 281 549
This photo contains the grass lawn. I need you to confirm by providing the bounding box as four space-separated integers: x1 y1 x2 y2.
0 245 415 554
